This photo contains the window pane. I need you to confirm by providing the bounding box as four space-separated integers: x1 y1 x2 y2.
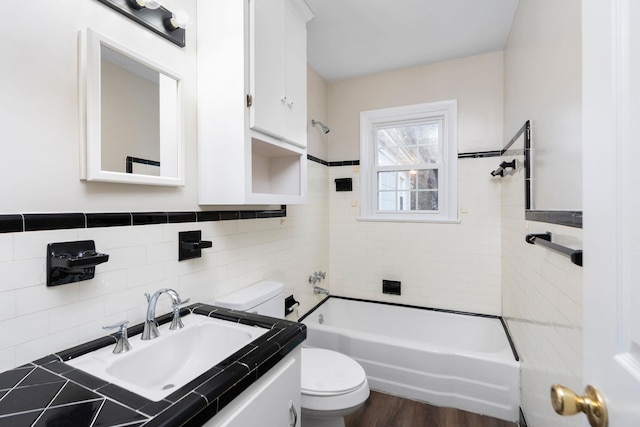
416 169 438 189
377 170 439 212
376 122 439 166
417 191 438 211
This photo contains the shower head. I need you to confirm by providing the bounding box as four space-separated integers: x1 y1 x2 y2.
311 119 330 134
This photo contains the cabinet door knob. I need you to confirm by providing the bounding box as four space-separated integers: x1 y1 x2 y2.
281 96 287 103
288 400 298 427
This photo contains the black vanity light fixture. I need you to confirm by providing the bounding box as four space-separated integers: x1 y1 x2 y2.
96 0 188 47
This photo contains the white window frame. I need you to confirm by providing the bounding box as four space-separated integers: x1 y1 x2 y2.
359 100 458 223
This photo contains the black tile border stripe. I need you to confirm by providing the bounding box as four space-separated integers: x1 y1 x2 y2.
299 295 520 362
308 151 502 166
525 210 582 228
0 206 287 234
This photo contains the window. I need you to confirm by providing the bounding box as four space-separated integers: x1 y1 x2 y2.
359 100 458 222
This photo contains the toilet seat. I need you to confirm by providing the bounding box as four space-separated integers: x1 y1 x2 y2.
301 348 367 396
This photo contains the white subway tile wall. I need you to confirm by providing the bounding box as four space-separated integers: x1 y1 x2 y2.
329 157 502 315
501 156 583 427
0 161 329 372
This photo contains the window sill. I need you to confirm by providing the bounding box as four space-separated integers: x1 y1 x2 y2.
356 216 461 224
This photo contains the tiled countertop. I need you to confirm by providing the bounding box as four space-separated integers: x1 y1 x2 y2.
0 304 306 427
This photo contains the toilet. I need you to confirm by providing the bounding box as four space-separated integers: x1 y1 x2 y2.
215 281 370 427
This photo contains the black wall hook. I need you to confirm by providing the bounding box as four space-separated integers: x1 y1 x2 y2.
491 159 517 177
179 230 213 261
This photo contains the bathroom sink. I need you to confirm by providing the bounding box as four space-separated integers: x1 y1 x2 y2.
66 314 267 401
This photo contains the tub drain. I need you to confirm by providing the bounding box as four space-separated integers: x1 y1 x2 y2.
162 384 175 390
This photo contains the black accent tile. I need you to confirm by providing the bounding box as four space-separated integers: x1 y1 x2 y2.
0 410 42 427
458 150 502 159
97 383 150 410
168 212 197 223
306 154 329 166
63 369 109 391
0 214 23 233
139 399 173 417
329 160 360 166
239 211 257 220
20 367 66 387
50 382 102 407
33 400 103 427
216 369 255 409
24 213 85 231
196 211 220 222
132 212 168 226
43 361 75 376
195 363 250 403
164 366 223 404
93 399 148 427
86 212 132 228
525 210 583 228
0 365 34 390
238 341 280 371
144 393 207 427
56 336 116 361
32 355 60 366
219 211 240 221
0 382 64 415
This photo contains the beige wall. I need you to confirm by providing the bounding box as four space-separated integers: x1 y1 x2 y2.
502 1 583 426
325 53 504 315
327 52 504 161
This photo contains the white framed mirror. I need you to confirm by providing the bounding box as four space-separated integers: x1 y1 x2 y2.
79 28 185 186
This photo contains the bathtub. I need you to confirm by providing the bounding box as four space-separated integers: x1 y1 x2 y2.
300 297 520 422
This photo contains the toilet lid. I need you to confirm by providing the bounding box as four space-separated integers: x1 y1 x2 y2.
301 348 367 396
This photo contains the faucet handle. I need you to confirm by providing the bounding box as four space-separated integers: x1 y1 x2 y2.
102 320 132 354
169 297 191 330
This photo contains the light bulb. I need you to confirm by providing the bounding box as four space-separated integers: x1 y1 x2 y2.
144 0 162 9
169 10 189 29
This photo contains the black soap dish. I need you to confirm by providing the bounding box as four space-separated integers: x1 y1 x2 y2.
47 240 109 286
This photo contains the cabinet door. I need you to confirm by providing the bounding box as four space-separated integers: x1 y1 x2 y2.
207 354 301 427
283 1 308 147
249 0 286 140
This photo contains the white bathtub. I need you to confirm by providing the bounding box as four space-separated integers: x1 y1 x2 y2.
300 297 520 422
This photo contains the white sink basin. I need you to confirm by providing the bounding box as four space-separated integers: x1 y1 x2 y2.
67 314 267 401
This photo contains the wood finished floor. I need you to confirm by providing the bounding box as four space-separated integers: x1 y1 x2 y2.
344 391 518 427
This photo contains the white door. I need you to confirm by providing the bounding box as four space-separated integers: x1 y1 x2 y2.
582 0 640 425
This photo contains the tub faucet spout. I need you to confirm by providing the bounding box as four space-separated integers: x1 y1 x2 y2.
142 288 189 340
313 286 329 295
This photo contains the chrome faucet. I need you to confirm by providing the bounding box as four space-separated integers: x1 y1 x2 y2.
142 288 189 340
313 285 329 295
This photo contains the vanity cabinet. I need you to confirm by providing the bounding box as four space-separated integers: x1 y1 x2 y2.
203 348 301 427
197 0 313 205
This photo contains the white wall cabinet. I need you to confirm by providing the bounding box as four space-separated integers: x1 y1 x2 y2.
203 348 301 427
197 0 313 205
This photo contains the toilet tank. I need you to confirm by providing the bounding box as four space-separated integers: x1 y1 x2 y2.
215 281 285 318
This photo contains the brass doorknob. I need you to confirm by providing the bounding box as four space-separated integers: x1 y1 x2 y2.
550 384 608 427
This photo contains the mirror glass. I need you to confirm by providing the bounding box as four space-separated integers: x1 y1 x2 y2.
82 29 184 186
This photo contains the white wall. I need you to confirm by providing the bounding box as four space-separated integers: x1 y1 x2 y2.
502 1 583 426
1 0 198 213
504 0 582 211
326 53 504 315
0 1 329 371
